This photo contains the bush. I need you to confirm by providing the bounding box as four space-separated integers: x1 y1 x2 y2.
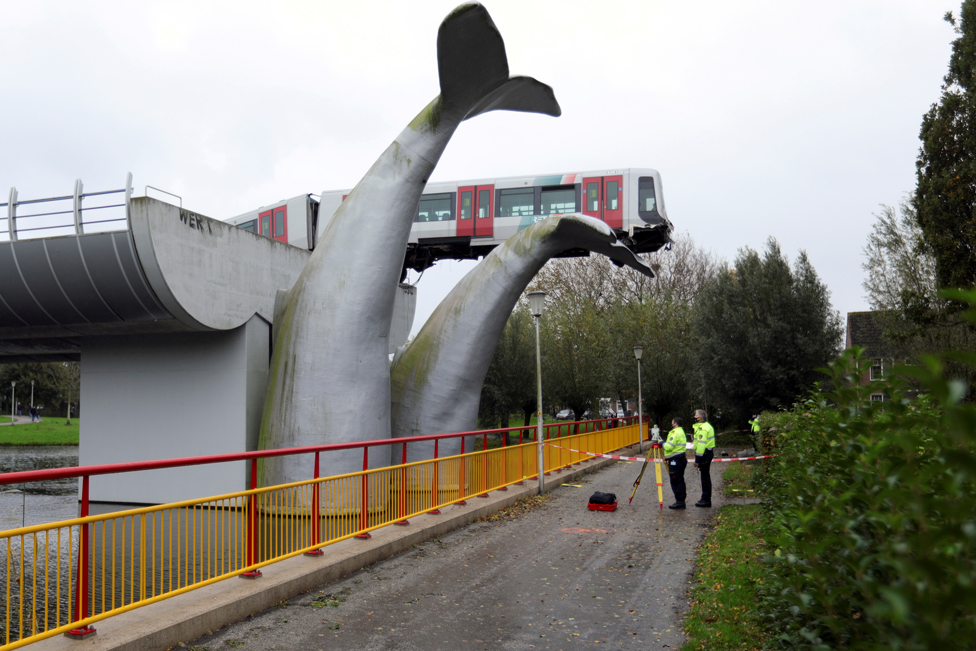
753 293 976 650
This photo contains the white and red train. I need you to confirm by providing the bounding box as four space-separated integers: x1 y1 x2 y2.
226 168 672 273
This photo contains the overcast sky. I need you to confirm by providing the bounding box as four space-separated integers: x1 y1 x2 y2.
0 0 960 338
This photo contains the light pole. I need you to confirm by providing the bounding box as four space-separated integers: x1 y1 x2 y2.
528 290 547 495
10 381 15 426
634 345 643 452
30 380 34 409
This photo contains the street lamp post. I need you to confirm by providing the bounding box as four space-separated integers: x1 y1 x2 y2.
528 291 547 495
634 346 643 452
10 381 16 426
30 380 34 409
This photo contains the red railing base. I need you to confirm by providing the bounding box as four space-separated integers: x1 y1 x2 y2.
394 520 410 526
427 509 442 515
544 472 551 476
515 480 525 485
304 549 325 557
64 626 96 640
240 570 263 579
456 500 468 506
477 493 489 498
355 532 372 540
497 486 509 491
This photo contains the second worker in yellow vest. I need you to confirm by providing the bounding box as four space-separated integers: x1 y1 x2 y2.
692 409 716 507
664 417 688 509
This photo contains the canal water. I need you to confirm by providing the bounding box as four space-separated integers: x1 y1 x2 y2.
0 445 79 531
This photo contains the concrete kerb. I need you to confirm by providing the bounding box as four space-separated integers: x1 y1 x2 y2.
30 442 643 651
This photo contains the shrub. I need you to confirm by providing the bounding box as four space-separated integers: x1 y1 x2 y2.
753 291 976 649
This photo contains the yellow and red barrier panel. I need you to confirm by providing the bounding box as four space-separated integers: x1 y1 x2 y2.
0 416 641 649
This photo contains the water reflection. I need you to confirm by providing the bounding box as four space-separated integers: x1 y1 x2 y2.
0 446 79 532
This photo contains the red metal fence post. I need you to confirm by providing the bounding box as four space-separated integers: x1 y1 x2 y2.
305 452 324 556
355 447 371 539
515 429 525 485
478 433 489 497
457 437 467 505
429 440 441 514
65 475 95 638
241 459 262 578
395 443 409 525
497 430 508 491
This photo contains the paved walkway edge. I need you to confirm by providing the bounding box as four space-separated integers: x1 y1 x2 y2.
30 445 642 651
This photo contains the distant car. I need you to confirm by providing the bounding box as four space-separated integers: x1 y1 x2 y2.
556 409 574 420
582 409 593 420
616 410 625 418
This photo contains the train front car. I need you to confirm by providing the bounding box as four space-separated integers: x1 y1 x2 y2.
225 166 673 271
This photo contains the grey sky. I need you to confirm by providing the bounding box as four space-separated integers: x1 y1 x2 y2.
0 1 960 338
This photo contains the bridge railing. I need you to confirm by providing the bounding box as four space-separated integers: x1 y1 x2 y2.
0 417 642 649
0 174 133 242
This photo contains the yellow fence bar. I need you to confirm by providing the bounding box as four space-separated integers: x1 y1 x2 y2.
0 422 640 649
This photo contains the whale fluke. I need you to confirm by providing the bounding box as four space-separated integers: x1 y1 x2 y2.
389 214 652 463
258 3 561 488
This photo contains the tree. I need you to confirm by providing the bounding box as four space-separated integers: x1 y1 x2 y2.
914 4 976 293
692 239 843 420
862 200 939 317
46 362 80 424
478 307 537 437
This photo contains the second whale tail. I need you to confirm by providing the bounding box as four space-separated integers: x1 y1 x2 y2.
436 3 561 123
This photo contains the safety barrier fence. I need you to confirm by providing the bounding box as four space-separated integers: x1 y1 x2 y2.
0 416 642 649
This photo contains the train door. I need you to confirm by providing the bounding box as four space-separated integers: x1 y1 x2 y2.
603 175 623 228
457 186 474 237
258 206 288 243
582 175 623 228
474 185 494 237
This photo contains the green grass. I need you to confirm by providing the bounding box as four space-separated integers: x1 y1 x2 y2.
682 504 768 651
0 415 10 424
720 461 756 497
0 418 80 445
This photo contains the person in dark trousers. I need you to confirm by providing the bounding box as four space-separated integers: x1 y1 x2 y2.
692 409 716 507
664 417 688 509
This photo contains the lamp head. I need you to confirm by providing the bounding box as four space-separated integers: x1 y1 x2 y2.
527 291 547 317
633 345 643 361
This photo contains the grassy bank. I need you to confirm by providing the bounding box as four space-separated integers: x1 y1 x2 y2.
720 460 756 497
682 504 768 651
0 418 79 445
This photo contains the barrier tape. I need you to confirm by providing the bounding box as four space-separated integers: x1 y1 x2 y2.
544 442 775 464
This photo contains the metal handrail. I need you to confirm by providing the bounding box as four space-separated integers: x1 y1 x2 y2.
0 416 637 487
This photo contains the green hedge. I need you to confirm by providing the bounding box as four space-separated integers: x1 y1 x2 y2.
753 293 976 650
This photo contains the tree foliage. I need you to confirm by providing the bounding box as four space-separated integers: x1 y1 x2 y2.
692 239 843 420
914 3 976 292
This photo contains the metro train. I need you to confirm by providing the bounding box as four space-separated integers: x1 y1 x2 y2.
227 168 672 274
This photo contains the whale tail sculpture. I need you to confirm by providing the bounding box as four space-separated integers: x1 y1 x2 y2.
258 3 562 493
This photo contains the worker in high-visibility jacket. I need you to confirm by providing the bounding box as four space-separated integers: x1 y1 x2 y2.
692 409 716 507
663 417 688 509
749 414 761 449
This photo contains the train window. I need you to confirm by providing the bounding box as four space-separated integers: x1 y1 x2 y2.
478 189 491 218
261 214 271 236
541 187 575 215
638 177 658 219
498 188 535 217
239 220 258 233
274 209 286 237
417 193 454 222
460 191 472 219
586 183 599 212
606 181 619 210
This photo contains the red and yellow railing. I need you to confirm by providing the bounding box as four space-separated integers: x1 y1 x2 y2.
0 417 643 649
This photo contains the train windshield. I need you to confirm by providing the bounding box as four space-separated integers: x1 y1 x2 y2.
417 193 454 222
541 187 575 215
638 177 659 221
239 220 257 233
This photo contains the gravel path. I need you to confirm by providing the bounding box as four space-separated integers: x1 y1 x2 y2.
189 453 748 651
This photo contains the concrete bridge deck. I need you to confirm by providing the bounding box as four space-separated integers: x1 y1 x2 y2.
30 447 752 651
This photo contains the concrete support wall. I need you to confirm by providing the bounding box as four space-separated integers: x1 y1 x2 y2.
80 316 270 505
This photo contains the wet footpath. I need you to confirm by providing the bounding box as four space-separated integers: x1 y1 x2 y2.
189 454 743 651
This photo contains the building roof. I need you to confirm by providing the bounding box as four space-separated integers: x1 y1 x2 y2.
846 311 894 358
